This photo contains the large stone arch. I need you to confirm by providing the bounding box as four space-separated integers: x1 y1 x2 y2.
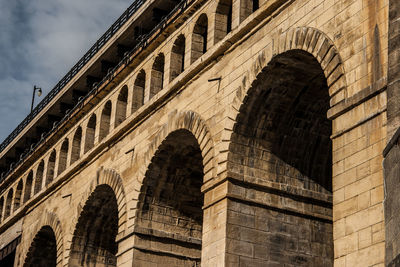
22 211 63 267
65 168 128 266
124 110 214 265
136 110 215 188
223 26 346 174
275 27 346 96
72 167 127 236
230 26 346 119
218 26 345 266
131 110 214 266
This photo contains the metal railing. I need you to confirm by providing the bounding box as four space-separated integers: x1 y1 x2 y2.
0 0 147 154
0 0 190 182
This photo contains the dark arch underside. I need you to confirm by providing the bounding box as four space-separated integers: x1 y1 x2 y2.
228 49 333 266
24 226 57 267
69 184 118 267
232 50 332 193
134 129 204 266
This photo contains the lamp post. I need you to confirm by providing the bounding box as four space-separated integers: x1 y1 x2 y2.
31 85 42 113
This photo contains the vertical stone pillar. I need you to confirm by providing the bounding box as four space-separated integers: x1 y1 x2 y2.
208 12 217 47
41 159 48 189
126 83 134 118
110 97 118 130
387 0 400 140
79 132 85 159
384 1 400 265
232 0 244 26
384 140 400 266
65 140 72 170
164 51 171 86
143 67 152 104
203 176 334 266
202 182 228 267
116 234 135 267
94 111 101 145
184 36 191 72
231 0 241 29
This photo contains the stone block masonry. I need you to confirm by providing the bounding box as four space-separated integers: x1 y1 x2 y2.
0 0 390 266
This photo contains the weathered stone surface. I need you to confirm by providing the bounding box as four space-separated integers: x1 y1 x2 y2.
0 0 390 266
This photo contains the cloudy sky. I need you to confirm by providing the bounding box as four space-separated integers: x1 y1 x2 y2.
0 0 132 143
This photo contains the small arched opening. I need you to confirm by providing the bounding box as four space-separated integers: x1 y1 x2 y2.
115 86 128 127
4 189 13 219
14 180 23 212
34 161 44 194
57 139 69 175
214 0 232 43
46 150 56 185
132 70 145 113
85 114 97 153
23 171 33 203
191 14 208 63
69 184 119 267
71 127 82 164
150 53 165 99
24 226 57 267
100 101 112 141
170 35 186 82
135 129 204 265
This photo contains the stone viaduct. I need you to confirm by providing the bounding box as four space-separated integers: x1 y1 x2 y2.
0 0 394 266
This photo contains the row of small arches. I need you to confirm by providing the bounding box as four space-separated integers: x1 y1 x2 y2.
0 83 141 223
148 0 260 96
0 0 261 224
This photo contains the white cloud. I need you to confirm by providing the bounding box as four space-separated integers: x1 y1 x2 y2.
0 0 132 142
